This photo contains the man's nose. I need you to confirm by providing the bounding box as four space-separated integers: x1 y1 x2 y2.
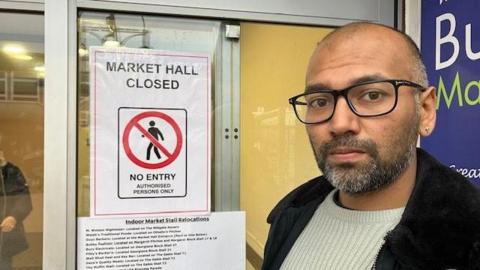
328 96 361 136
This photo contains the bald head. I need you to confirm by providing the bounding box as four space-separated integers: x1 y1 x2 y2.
308 22 427 87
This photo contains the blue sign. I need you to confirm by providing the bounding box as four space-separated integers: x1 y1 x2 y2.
421 0 480 184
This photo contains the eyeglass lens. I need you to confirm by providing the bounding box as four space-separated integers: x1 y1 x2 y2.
294 81 397 123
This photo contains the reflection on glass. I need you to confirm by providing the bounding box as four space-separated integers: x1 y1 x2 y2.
0 151 33 269
0 11 44 270
77 12 220 216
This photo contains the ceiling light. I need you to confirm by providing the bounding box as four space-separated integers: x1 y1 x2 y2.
103 33 120 48
103 40 120 48
79 47 88 57
3 44 26 55
103 39 120 48
12 54 32 61
34 65 45 72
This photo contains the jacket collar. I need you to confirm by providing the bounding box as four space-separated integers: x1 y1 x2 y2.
386 148 480 268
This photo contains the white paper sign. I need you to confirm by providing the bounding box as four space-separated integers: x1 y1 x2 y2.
90 48 211 216
77 212 245 270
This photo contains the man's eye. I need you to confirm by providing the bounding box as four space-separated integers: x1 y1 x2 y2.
360 90 385 101
308 98 329 108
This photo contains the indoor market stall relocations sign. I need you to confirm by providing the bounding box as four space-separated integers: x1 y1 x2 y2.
90 47 211 215
421 0 480 184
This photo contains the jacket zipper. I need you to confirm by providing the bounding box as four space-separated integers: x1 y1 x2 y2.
371 243 385 270
372 231 392 270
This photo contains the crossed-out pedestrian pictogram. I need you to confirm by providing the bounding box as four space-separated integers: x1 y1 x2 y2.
122 111 183 169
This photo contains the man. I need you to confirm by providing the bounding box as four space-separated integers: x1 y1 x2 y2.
145 120 164 160
262 22 480 270
0 151 33 269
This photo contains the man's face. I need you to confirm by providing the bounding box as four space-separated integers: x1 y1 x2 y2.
306 28 421 194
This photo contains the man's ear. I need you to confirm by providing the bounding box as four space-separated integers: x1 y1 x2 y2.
418 86 437 137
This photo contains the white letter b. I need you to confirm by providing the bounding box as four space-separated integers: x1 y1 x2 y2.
436 13 459 70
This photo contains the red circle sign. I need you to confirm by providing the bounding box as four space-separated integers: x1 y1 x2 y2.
122 111 183 169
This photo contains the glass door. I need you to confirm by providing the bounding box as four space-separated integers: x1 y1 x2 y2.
76 11 241 269
0 11 44 270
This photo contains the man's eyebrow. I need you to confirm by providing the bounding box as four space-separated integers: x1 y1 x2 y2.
351 74 389 84
305 74 389 93
304 83 329 93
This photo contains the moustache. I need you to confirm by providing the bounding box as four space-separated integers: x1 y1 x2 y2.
318 134 378 159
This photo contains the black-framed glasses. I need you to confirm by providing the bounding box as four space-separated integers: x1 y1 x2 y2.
289 79 426 124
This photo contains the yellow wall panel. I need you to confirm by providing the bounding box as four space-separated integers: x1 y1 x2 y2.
240 22 332 257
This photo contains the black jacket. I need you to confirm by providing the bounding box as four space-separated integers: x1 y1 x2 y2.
262 149 480 270
0 162 33 257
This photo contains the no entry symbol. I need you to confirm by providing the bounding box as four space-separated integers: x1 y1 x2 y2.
122 111 183 169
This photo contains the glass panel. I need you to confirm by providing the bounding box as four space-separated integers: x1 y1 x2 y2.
77 11 220 216
0 11 44 270
240 22 333 268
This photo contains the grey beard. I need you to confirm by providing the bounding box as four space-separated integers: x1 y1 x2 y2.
315 134 416 194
